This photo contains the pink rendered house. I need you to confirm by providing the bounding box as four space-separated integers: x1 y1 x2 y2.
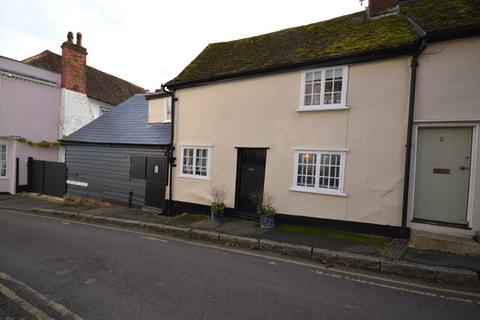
0 32 143 195
0 55 61 194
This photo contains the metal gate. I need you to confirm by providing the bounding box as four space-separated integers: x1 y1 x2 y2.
28 157 67 197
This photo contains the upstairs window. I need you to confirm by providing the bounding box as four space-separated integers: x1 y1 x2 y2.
300 66 348 110
0 144 6 177
181 146 210 179
292 150 346 196
164 98 172 122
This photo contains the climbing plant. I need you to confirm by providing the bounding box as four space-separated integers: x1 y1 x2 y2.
17 137 60 149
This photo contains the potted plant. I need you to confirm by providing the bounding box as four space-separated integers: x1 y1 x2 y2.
255 192 276 229
209 186 227 222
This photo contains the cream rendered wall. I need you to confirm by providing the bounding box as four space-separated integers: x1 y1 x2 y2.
173 56 411 226
408 36 480 236
148 97 168 123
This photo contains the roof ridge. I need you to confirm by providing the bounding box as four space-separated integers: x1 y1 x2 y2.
22 50 57 63
208 11 366 46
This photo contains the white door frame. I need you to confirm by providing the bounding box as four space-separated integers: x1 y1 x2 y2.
410 122 478 228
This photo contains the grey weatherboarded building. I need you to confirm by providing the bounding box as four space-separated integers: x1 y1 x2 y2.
61 94 171 210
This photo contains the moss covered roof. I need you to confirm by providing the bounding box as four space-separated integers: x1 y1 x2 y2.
401 0 480 35
167 0 480 87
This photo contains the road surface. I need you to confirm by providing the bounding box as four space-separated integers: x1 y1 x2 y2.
0 209 479 320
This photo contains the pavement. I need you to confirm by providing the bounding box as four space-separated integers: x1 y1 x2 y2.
1 207 480 320
0 193 479 287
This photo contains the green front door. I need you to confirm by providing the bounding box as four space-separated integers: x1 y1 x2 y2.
413 127 472 225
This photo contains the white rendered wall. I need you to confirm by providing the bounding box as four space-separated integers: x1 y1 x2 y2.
58 89 112 161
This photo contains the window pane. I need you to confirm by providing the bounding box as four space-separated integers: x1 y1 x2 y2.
313 94 321 105
334 68 343 78
325 69 333 80
313 71 322 81
305 83 313 94
304 95 312 106
324 94 332 104
334 80 342 91
333 93 342 104
305 72 313 81
325 81 333 93
313 82 321 94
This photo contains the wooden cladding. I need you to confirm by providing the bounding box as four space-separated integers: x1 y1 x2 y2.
130 156 147 179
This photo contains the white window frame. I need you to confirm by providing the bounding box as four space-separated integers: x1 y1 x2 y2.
290 149 347 196
299 66 349 111
164 98 172 123
179 146 211 180
0 144 7 178
100 107 109 115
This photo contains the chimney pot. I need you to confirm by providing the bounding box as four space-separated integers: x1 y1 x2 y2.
67 31 73 43
76 32 83 47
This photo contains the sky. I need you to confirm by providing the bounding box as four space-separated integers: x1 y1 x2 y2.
0 0 365 91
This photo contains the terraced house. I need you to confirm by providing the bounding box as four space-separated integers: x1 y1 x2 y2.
0 32 143 195
155 0 480 241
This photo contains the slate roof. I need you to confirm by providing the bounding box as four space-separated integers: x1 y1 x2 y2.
62 94 171 146
23 50 144 106
167 0 480 88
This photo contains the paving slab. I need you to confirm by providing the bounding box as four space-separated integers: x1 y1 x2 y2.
84 207 170 224
190 218 224 231
0 194 14 201
215 219 267 237
261 230 382 256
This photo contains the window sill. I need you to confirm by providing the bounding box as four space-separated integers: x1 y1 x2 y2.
179 174 209 181
162 120 172 123
289 187 346 197
0 176 9 179
297 105 349 112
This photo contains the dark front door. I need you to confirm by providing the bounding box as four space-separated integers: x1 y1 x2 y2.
235 148 267 218
145 156 168 210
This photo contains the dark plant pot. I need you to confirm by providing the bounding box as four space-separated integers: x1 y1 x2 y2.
260 215 275 229
211 209 225 223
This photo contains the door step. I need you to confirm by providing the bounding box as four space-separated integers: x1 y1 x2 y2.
409 230 480 256
382 239 408 260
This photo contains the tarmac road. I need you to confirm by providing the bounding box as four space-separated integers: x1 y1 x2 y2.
0 209 479 320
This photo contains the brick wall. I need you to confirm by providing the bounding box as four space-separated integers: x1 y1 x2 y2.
61 33 87 94
369 0 399 17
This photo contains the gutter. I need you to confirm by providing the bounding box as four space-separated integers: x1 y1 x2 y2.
400 17 428 238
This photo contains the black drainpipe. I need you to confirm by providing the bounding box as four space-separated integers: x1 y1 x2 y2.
400 38 427 238
167 89 177 215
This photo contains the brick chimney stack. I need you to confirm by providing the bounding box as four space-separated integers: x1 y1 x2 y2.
368 0 399 18
61 31 88 93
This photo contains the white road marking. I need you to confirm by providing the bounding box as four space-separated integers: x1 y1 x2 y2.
0 271 83 320
2 209 480 305
0 282 52 320
61 221 70 225
141 236 169 243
